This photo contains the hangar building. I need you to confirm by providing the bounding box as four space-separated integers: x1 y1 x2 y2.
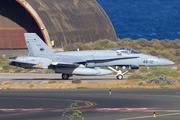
0 0 117 50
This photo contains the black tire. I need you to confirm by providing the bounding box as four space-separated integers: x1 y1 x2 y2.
62 74 69 80
116 75 123 80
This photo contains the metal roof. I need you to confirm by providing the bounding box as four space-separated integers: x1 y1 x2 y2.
18 0 117 48
0 0 117 49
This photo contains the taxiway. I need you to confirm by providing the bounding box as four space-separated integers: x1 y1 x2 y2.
0 89 180 120
0 73 128 84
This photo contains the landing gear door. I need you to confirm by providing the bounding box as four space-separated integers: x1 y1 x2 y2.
86 55 95 68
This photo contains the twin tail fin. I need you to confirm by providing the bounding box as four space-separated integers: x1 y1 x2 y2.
24 33 53 58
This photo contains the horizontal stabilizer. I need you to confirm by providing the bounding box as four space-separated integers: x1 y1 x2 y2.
6 59 36 65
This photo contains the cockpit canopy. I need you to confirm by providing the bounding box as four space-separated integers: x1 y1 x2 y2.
110 47 141 54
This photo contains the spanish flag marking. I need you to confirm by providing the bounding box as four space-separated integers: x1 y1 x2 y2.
38 62 42 67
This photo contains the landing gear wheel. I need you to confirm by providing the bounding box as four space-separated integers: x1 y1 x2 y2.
116 75 123 80
108 67 127 80
62 74 69 80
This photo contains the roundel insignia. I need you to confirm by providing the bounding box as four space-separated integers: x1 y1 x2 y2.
38 62 42 67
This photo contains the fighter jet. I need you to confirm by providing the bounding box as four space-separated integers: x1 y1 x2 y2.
7 33 175 80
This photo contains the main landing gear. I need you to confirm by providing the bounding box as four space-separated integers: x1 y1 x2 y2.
62 74 69 80
108 67 128 80
62 74 73 80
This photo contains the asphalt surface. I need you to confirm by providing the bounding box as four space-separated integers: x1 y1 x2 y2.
1 89 180 120
0 73 128 84
0 50 27 55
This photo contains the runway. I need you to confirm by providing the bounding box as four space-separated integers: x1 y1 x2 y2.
1 89 180 120
0 73 128 84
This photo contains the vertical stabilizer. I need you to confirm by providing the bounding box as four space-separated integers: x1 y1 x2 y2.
24 33 53 58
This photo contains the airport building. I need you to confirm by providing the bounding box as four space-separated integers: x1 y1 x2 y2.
0 0 117 50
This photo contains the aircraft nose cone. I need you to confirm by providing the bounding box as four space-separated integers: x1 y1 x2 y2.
158 58 174 66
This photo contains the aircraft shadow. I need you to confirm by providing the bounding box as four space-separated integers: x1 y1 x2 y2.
12 78 124 81
12 78 61 81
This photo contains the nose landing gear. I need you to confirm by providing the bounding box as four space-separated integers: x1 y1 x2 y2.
116 74 123 80
108 67 128 80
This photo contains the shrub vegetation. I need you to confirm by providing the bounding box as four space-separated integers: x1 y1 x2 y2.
72 78 81 84
62 38 180 64
146 74 177 85
1 37 180 73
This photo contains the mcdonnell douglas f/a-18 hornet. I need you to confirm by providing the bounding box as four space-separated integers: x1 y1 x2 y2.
7 33 175 80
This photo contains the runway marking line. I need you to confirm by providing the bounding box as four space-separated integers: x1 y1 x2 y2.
0 111 39 117
0 97 97 117
79 108 157 111
142 110 180 112
0 108 53 111
51 101 97 112
117 112 180 120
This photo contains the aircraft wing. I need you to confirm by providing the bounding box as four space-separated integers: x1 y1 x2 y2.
6 59 36 65
51 55 139 66
89 56 139 61
51 55 86 66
